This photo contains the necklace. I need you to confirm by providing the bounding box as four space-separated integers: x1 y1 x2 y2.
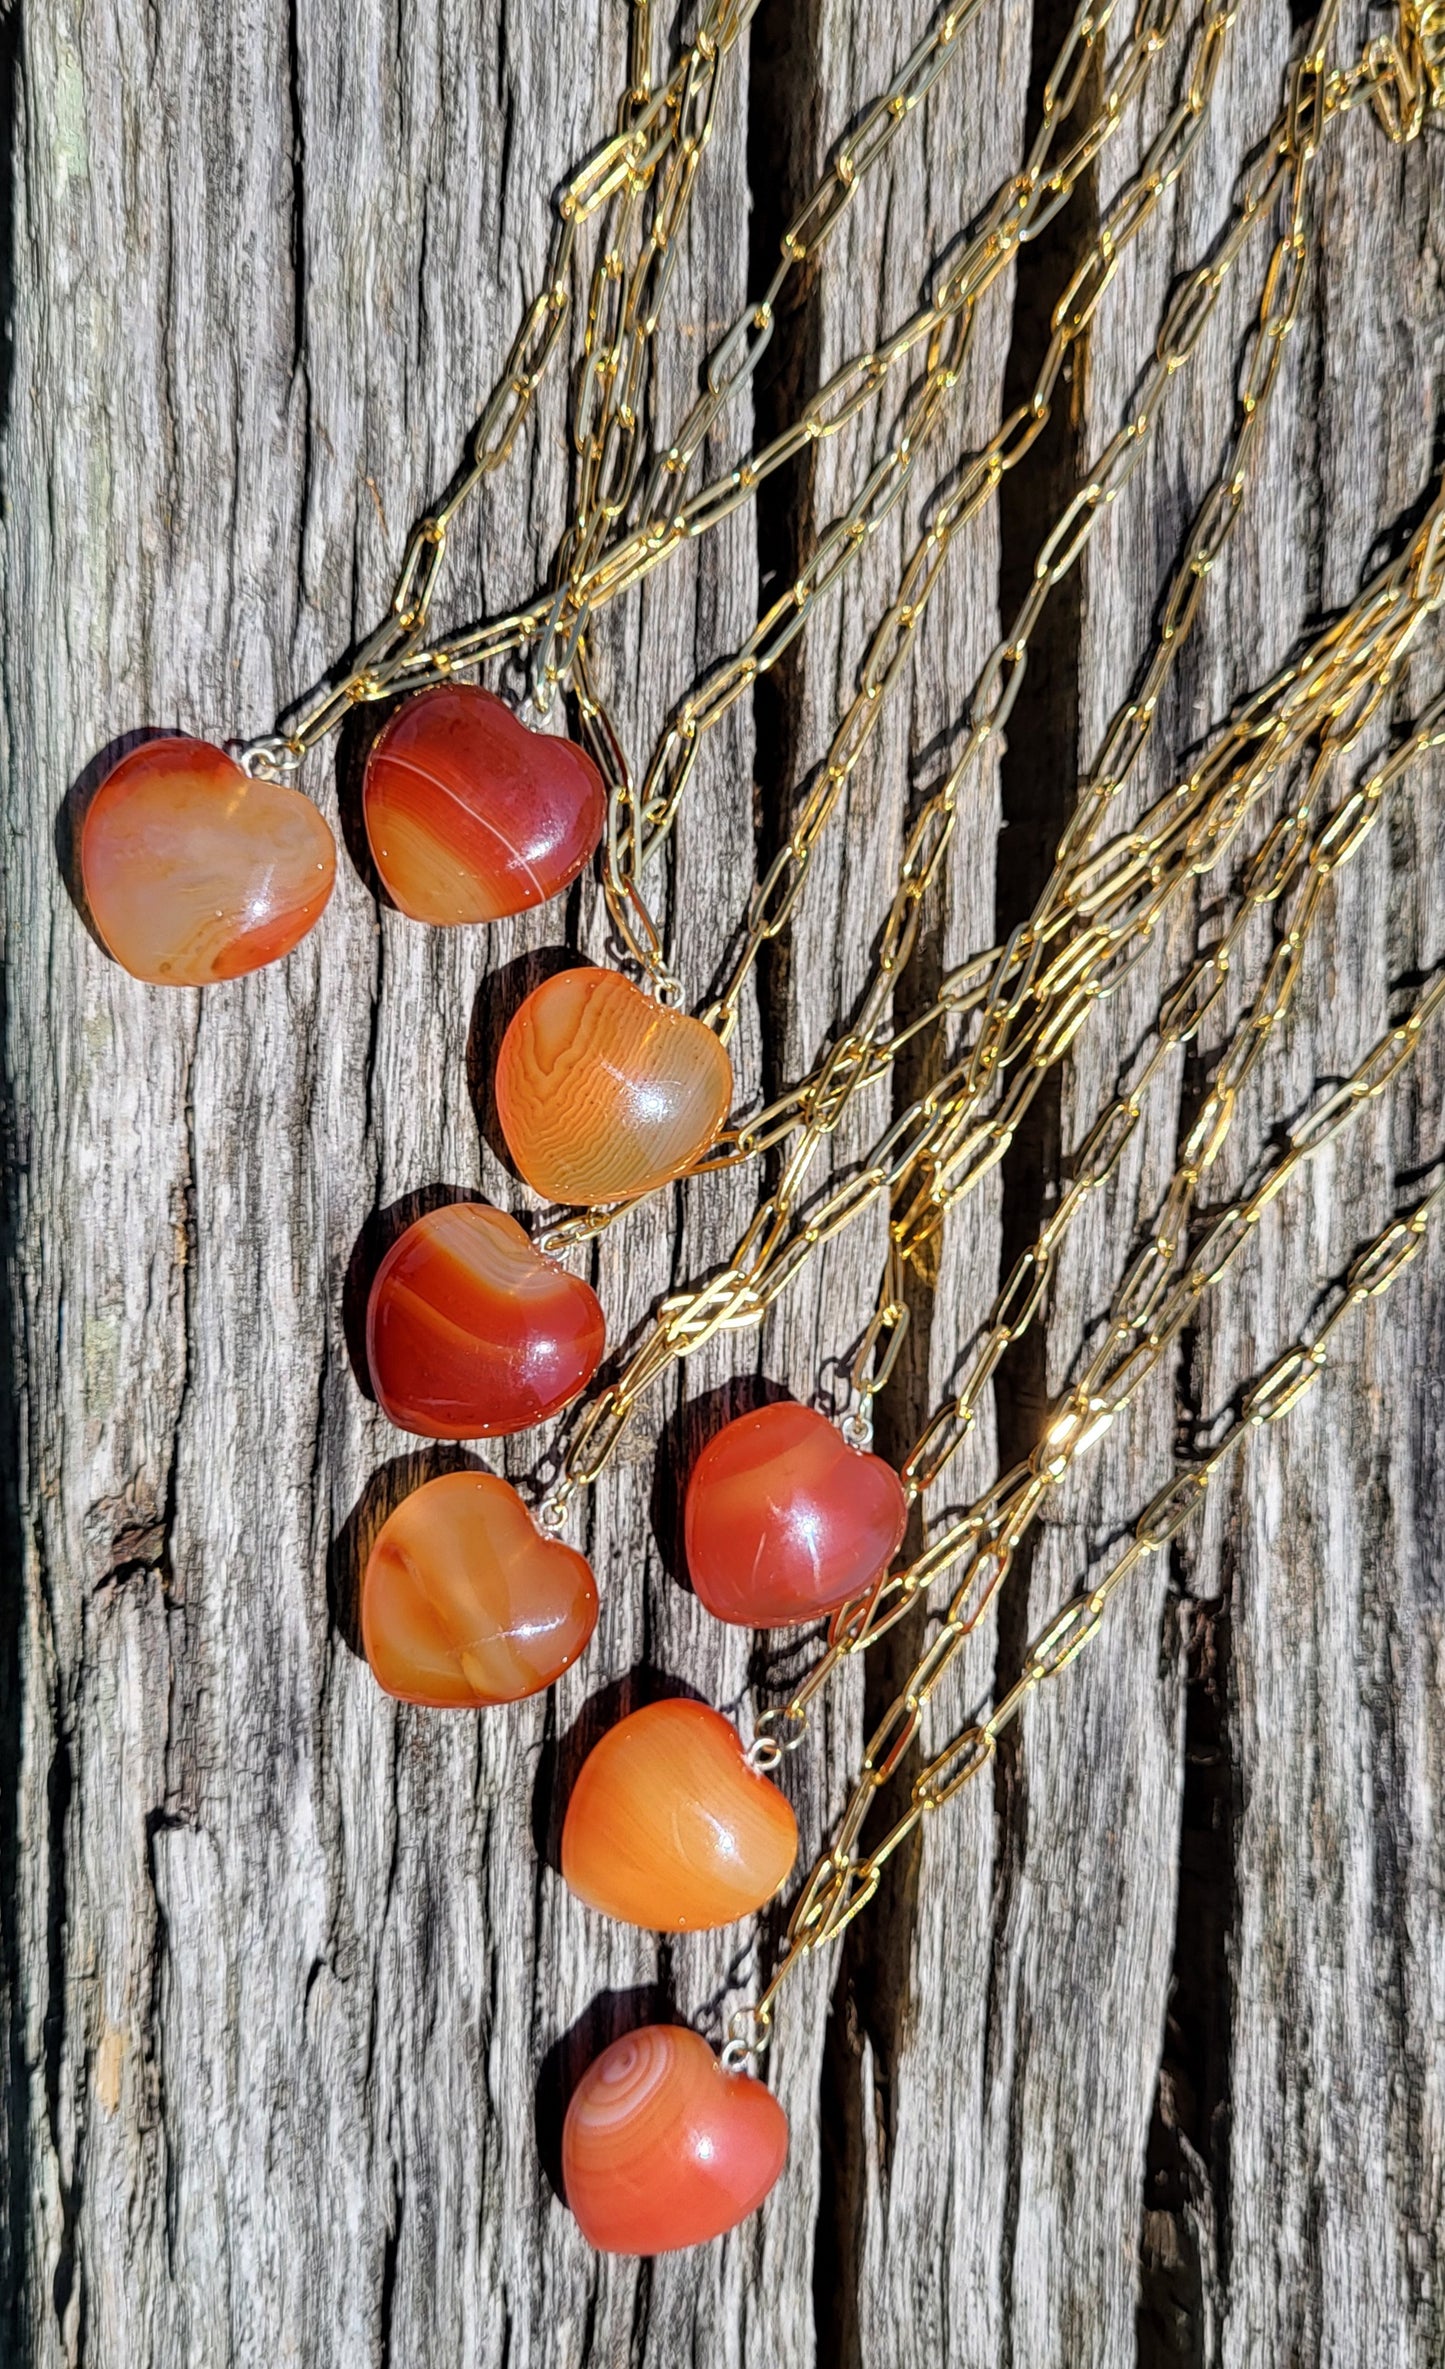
79 0 1443 2267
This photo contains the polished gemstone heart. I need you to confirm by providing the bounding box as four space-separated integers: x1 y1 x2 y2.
361 1471 596 1707
363 683 605 924
494 966 733 1205
366 1201 605 1439
561 1698 797 1930
564 2025 788 2255
80 736 336 985
685 1399 909 1627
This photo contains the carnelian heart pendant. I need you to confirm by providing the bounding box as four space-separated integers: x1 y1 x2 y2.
80 736 336 985
366 1201 605 1439
561 1698 797 1930
494 966 733 1205
361 1470 596 1707
564 2025 788 2255
685 1399 909 1627
363 683 605 924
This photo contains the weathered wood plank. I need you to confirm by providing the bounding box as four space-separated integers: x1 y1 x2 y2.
2 2 1442 2365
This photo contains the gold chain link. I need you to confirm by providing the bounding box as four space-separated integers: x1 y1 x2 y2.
741 1078 1445 2043
538 512 1444 1524
243 0 759 770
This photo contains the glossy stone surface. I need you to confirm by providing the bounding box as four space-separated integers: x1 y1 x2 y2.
366 1201 605 1440
685 1399 910 1628
80 736 336 985
495 966 733 1206
361 1471 596 1708
562 1698 797 1931
363 683 605 924
564 2025 788 2255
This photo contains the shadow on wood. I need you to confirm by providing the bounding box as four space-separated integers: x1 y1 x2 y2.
333 698 403 907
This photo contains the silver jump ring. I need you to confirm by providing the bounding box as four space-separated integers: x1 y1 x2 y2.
840 1404 874 1450
236 735 301 781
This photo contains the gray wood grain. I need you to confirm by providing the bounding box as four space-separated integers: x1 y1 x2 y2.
1 2 1442 2364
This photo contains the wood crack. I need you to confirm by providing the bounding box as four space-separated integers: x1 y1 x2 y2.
982 0 1101 2349
1135 1006 1238 2366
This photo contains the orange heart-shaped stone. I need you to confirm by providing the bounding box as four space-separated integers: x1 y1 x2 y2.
562 1699 797 1930
81 736 336 985
363 684 605 924
564 2025 788 2255
366 1201 605 1439
685 1400 909 1627
494 966 733 1205
361 1471 596 1707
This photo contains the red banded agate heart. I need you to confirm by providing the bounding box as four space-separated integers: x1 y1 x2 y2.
366 1201 605 1439
363 684 605 924
685 1399 909 1627
495 966 733 1206
361 1471 596 1707
80 736 336 985
564 2025 788 2255
561 1699 798 1931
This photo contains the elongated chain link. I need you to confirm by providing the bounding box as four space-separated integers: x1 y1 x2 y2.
529 8 750 719
533 0 997 711
537 446 1445 1534
241 0 758 772
538 523 1443 1517
811 1186 1445 1967
739 1047 1440 2046
538 0 1257 1221
337 0 1005 720
569 0 1168 992
766 681 1445 1734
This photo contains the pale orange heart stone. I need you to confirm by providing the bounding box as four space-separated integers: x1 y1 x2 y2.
361 1471 597 1708
494 966 733 1205
561 1698 798 1930
80 736 336 984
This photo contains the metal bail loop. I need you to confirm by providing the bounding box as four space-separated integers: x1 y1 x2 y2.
839 1402 875 1451
536 1489 570 1536
719 2004 771 2073
236 735 302 782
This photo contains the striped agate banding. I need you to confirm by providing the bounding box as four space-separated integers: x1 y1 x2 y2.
495 965 734 1206
362 683 604 925
366 1200 605 1439
81 737 336 986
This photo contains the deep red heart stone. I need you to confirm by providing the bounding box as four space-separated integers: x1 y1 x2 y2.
362 683 605 923
365 1200 605 1439
684 1399 909 1628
